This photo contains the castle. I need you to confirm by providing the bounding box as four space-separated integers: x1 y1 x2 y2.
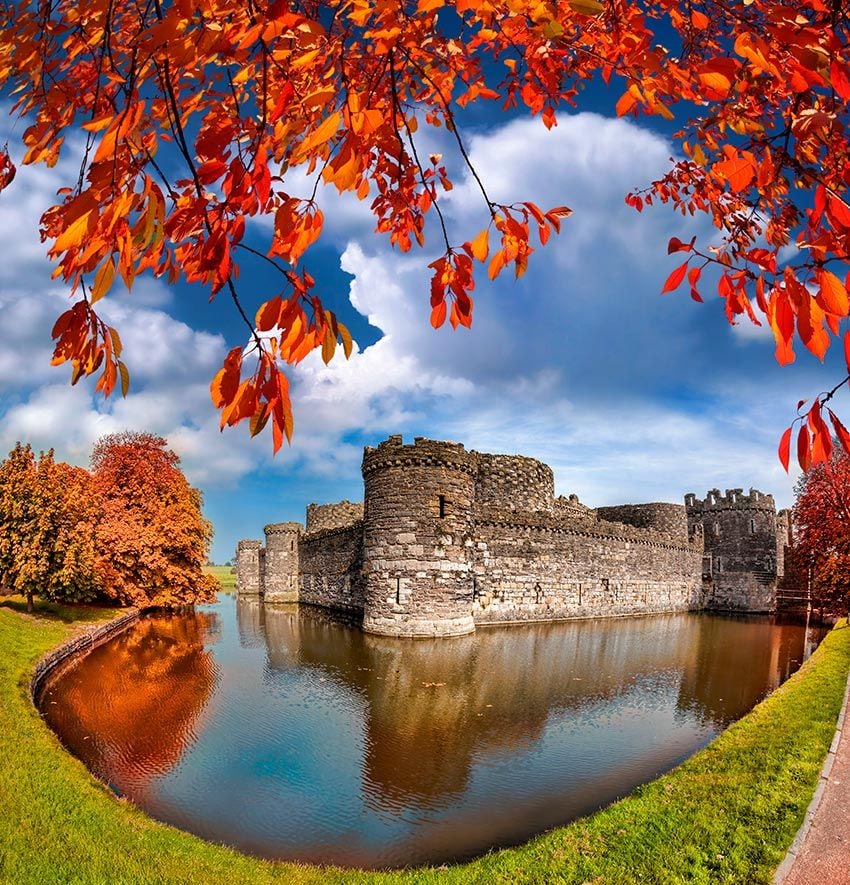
236 435 793 638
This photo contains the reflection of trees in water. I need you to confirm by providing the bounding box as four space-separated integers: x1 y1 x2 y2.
43 611 220 795
256 608 813 811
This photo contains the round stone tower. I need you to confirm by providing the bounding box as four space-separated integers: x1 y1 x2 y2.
236 539 264 596
361 436 477 637
263 522 302 603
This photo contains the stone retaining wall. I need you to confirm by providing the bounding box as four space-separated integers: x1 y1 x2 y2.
30 609 140 704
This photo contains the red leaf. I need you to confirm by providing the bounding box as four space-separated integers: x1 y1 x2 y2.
661 261 689 294
797 423 811 472
778 426 792 472
667 236 695 255
829 409 850 454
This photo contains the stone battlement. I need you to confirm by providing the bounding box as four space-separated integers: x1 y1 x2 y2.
264 522 303 535
684 488 776 511
238 435 789 637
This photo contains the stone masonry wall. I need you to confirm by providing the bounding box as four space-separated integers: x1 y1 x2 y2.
299 521 365 613
474 453 555 513
236 540 263 595
264 523 301 603
305 500 364 534
595 503 689 540
472 513 703 625
236 435 783 634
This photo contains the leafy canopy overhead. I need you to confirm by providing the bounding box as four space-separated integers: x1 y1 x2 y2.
1 0 850 462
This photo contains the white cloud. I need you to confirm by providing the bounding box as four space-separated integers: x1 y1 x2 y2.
0 106 829 562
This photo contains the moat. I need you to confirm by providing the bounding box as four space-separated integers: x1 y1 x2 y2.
41 595 824 870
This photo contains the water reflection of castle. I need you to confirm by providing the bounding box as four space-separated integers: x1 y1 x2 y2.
237 598 814 807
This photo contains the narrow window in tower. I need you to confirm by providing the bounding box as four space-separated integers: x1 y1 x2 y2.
396 576 401 604
439 495 446 518
290 540 294 551
750 519 755 534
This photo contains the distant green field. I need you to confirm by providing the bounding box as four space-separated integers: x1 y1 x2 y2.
204 564 236 591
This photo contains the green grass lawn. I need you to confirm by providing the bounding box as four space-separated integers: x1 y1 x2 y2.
203 564 237 591
1 598 848 885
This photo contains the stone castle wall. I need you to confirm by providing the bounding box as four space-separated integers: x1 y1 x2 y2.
264 523 300 603
595 503 689 540
360 437 477 637
299 522 365 613
237 436 787 636
474 453 555 513
306 501 364 534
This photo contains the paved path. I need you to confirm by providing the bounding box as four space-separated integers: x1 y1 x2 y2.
776 673 850 885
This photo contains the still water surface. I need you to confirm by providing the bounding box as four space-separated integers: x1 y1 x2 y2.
42 596 824 869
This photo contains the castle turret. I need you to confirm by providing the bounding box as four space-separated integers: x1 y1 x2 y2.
264 522 302 603
685 488 780 611
236 539 264 596
360 436 476 637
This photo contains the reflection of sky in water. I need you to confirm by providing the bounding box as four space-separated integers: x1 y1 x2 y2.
44 596 825 870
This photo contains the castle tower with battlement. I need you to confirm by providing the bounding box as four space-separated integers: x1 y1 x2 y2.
236 435 791 637
361 436 477 637
684 488 782 611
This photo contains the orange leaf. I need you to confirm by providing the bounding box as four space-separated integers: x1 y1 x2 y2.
828 409 850 454
797 424 811 472
469 228 489 262
430 301 447 328
817 270 849 316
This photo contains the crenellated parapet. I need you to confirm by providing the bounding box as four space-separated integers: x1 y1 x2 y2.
362 435 477 477
684 488 776 512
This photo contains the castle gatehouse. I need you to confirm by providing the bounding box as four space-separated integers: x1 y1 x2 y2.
236 435 791 638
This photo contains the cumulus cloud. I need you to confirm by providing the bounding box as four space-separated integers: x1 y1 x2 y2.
0 108 830 558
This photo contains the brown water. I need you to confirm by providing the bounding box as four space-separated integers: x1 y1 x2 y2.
41 596 824 869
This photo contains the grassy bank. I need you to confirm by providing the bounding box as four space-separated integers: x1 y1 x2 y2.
1 600 848 885
203 564 237 592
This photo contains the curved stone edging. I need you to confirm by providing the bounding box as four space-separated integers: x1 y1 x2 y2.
30 608 140 705
772 660 850 883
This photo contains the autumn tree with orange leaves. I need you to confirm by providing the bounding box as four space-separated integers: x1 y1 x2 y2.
793 448 850 617
92 432 218 608
0 445 99 611
1 0 850 469
0 435 216 610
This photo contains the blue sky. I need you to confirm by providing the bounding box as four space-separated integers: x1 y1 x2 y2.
0 95 844 562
